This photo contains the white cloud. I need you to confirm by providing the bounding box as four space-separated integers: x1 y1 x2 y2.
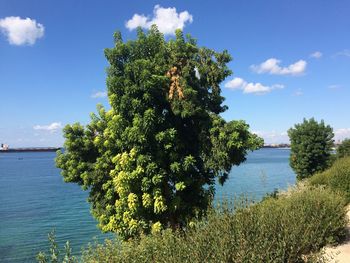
254 128 350 144
224 77 284 95
33 122 62 133
251 58 307 76
225 77 245 89
294 89 303 96
333 49 350 58
91 91 107 98
244 83 271 94
252 130 289 144
335 128 350 141
328 84 342 90
126 5 193 35
0 16 44 45
310 51 322 58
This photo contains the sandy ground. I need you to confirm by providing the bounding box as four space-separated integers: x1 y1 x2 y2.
324 207 350 262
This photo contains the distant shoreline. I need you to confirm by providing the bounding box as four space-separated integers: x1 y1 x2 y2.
0 147 287 153
262 145 290 149
0 147 61 153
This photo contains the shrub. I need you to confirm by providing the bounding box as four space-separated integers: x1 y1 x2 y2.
288 118 334 180
81 187 347 263
36 230 77 263
337 139 350 159
308 171 328 186
309 156 350 201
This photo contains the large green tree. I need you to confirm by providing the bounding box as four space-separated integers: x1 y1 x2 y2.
56 27 263 239
288 118 334 180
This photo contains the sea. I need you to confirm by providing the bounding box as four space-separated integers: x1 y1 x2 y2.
0 148 295 262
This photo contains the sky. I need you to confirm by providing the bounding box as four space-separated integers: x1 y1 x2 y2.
0 0 349 147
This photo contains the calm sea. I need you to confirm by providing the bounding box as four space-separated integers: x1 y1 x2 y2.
0 148 295 262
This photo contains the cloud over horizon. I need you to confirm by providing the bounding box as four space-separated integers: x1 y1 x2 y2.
91 91 107 98
126 5 193 35
294 89 303 96
333 49 350 58
335 128 350 141
328 84 342 90
252 130 289 144
33 122 62 133
251 58 307 76
224 77 284 95
310 51 322 58
253 128 350 144
0 16 44 45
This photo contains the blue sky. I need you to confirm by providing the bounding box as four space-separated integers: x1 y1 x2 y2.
0 0 349 147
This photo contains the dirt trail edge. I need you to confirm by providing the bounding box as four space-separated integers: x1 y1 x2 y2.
324 206 350 262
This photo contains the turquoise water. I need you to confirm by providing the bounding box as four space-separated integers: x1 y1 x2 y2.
0 152 111 263
0 148 295 262
216 148 296 200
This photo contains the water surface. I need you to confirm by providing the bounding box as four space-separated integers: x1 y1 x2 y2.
0 148 295 262
0 152 110 263
216 148 295 200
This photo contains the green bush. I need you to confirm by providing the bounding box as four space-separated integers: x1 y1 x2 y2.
308 172 328 186
81 187 347 263
309 157 350 201
337 139 350 159
288 118 334 180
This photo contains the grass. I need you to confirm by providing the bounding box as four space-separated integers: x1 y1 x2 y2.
309 156 350 202
81 186 347 263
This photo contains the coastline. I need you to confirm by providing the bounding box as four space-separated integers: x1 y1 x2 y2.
0 147 61 153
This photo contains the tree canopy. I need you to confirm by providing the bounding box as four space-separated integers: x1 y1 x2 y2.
56 26 263 240
288 118 334 180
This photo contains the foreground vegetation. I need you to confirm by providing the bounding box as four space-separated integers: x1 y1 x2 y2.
38 154 350 262
309 157 350 202
80 187 346 263
38 184 348 263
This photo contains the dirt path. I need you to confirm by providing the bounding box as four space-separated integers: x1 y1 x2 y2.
324 207 350 262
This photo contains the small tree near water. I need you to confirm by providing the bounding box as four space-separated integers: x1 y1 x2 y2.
337 138 350 159
288 118 334 180
56 26 263 240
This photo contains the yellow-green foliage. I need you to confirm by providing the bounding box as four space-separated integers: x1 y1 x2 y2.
56 27 263 240
309 156 350 201
81 187 347 263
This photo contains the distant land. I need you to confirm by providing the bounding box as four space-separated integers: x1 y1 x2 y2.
0 143 343 151
0 146 61 153
263 142 342 149
263 144 290 148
